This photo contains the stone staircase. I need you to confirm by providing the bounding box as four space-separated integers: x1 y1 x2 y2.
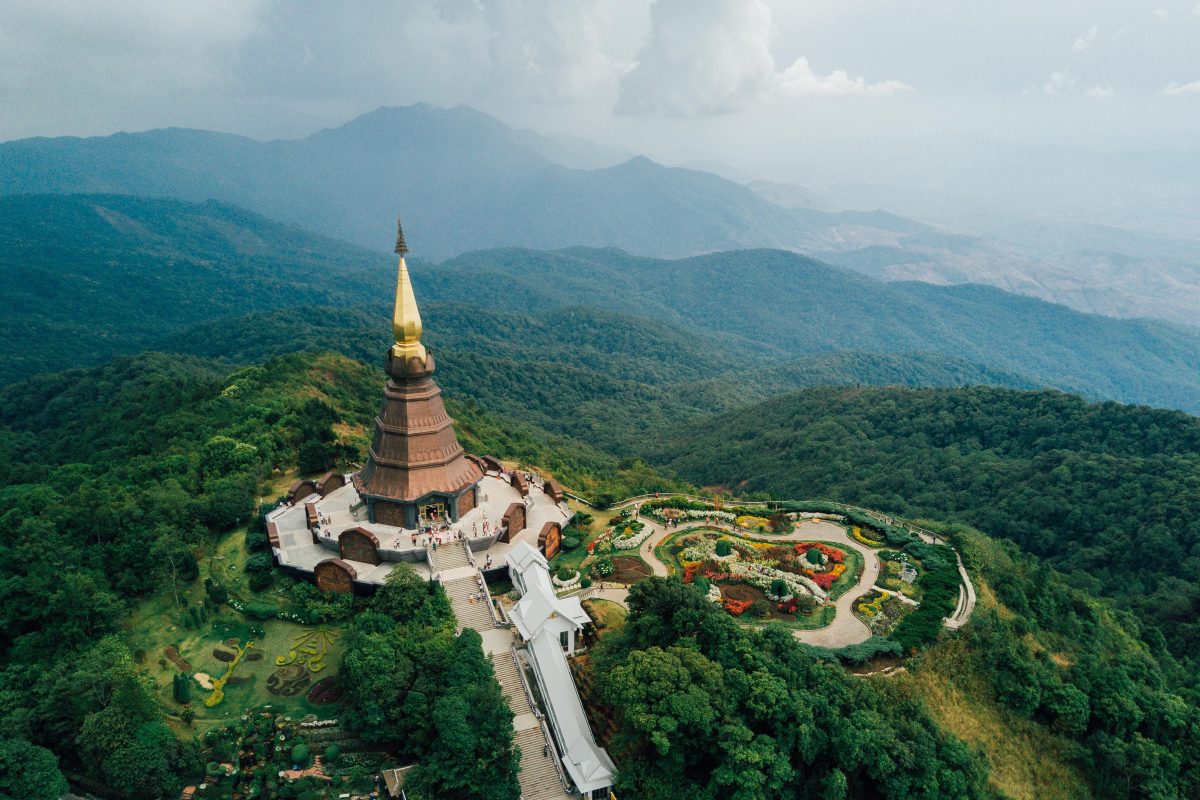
491 651 533 717
431 540 472 572
513 724 568 800
443 576 496 632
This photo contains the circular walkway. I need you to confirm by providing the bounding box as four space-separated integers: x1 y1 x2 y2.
619 516 882 647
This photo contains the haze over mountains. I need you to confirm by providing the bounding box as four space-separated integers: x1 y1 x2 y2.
3 192 1199 420
3 104 1198 328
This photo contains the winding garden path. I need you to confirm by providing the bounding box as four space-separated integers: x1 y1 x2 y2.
577 500 976 649
624 516 882 647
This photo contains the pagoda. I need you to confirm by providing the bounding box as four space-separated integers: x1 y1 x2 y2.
351 219 483 528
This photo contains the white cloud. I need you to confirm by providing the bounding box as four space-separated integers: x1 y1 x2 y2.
616 0 909 116
1153 8 1169 19
1085 84 1115 98
1072 26 1099 53
1160 79 1200 95
777 57 912 97
1043 71 1076 95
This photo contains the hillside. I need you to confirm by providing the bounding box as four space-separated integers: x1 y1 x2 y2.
431 247 1200 412
8 104 1200 327
0 193 386 382
647 385 1200 662
5 350 1197 798
4 194 1199 418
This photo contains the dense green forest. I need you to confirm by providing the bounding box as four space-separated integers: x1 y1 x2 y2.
0 351 638 799
7 193 1200 419
650 386 1200 662
3 347 1200 797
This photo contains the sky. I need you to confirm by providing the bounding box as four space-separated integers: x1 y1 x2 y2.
1 0 1197 230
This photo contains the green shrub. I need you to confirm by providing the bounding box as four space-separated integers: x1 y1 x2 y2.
561 536 581 551
246 552 274 573
246 527 270 552
580 577 592 589
291 742 310 767
555 566 576 582
324 744 340 762
242 601 279 620
204 577 229 604
248 570 274 592
806 548 823 565
770 578 789 598
750 600 771 618
715 540 732 557
172 672 192 704
592 558 614 578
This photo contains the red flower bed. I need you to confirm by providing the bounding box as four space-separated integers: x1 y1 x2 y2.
794 542 844 562
810 572 837 590
777 599 799 614
682 564 699 584
723 598 752 616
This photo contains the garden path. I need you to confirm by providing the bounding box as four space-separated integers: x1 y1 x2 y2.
630 514 881 648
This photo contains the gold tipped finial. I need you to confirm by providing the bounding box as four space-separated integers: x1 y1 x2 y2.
390 217 426 364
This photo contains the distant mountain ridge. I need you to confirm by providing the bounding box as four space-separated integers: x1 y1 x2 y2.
5 102 1200 327
2 193 1197 417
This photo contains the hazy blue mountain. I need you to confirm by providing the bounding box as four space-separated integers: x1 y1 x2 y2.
3 192 1195 417
0 103 965 261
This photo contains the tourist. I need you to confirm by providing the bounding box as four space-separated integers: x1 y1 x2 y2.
411 532 417 547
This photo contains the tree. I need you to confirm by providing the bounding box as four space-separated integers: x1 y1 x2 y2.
0 737 68 800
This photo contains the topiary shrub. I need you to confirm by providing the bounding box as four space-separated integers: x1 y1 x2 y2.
246 553 274 573
806 548 823 565
246 527 270 552
248 570 273 592
291 742 310 767
579 577 592 588
324 744 340 762
561 536 581 551
556 566 576 582
715 540 732 557
770 578 790 598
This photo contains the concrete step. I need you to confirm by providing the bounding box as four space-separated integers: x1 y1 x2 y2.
513 727 568 799
431 542 472 572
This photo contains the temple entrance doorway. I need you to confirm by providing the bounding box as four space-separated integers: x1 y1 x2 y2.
420 501 448 525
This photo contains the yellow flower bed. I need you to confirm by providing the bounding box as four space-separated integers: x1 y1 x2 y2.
736 515 771 530
831 563 846 577
851 525 884 547
855 591 888 619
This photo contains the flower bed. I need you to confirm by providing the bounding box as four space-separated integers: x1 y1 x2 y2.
735 515 771 531
610 520 651 549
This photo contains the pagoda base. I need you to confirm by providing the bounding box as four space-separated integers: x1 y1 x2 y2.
364 484 479 529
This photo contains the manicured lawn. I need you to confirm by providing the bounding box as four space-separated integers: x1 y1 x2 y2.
583 599 627 632
127 522 348 739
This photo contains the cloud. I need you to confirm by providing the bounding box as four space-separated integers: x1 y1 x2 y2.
1153 8 1168 19
616 0 908 116
777 57 912 97
1085 84 1115 98
1043 26 1106 96
1072 26 1099 53
1160 79 1200 96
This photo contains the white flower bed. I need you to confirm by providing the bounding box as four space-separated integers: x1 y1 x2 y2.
644 507 737 524
706 584 722 604
681 540 738 563
552 571 581 589
728 561 827 604
611 526 653 549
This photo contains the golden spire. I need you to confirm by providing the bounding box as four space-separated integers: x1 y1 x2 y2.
390 218 427 364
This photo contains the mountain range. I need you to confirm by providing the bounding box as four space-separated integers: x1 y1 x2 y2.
2 192 1198 419
4 103 1198 327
